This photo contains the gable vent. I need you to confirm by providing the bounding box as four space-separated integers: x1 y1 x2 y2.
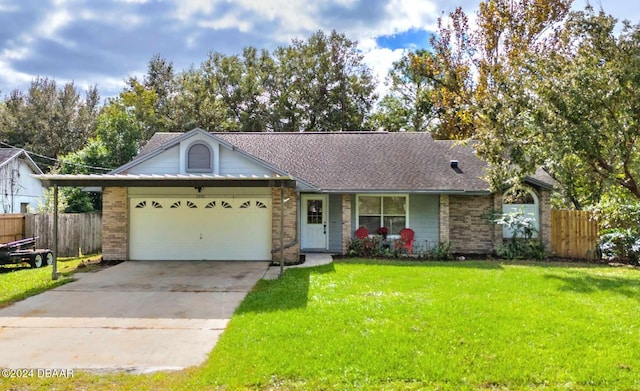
187 143 212 171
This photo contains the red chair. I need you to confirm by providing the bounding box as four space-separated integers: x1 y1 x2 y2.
355 227 369 239
395 228 415 255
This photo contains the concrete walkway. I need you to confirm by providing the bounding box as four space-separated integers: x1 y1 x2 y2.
0 261 269 373
263 253 334 280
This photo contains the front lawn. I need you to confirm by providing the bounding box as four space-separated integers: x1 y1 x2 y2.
0 254 102 308
7 259 640 390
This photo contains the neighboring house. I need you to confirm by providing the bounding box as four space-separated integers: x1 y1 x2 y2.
0 148 44 214
37 128 555 262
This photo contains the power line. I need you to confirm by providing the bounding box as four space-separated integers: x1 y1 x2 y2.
0 141 113 172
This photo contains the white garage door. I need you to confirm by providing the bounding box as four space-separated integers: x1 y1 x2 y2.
129 197 271 260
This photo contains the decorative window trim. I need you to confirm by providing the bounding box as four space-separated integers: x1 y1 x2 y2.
186 142 213 173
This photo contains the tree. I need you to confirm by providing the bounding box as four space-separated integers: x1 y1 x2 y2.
372 50 436 132
199 48 273 131
368 95 412 131
274 30 377 132
0 78 100 163
524 8 640 207
410 0 572 142
61 101 142 175
59 98 142 212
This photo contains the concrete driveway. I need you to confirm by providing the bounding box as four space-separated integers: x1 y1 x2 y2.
0 261 269 373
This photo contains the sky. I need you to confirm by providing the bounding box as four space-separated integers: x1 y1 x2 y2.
0 0 637 102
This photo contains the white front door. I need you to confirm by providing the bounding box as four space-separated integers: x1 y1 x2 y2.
301 194 328 250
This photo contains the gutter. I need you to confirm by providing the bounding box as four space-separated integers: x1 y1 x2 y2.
317 189 492 195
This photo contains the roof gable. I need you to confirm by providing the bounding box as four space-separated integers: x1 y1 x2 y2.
0 148 43 174
114 128 287 178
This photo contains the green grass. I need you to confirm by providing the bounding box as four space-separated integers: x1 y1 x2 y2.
6 259 640 390
0 254 102 308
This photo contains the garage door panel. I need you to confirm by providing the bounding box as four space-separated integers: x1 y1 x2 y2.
130 197 271 261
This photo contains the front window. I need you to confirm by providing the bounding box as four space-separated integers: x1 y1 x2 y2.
357 195 407 235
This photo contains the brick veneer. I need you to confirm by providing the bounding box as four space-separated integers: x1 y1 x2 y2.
447 189 553 254
537 188 552 251
439 194 450 244
271 186 299 264
102 187 128 261
342 194 352 254
449 194 495 254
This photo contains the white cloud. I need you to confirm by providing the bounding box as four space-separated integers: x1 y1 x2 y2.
384 0 438 33
362 46 406 98
198 13 253 33
0 58 34 90
173 0 219 21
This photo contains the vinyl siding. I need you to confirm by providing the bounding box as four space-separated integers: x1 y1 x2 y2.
328 194 342 252
127 146 180 175
408 194 439 252
0 159 44 213
219 147 272 176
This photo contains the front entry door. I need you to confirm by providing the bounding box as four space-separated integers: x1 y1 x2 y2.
301 195 328 250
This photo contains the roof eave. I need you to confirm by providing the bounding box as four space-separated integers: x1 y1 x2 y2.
523 176 556 190
316 188 492 195
34 174 296 188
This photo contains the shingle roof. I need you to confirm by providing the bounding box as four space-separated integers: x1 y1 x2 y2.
0 148 43 174
0 148 22 166
137 131 554 193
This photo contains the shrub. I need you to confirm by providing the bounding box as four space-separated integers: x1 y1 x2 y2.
416 241 452 260
346 236 391 258
490 209 546 260
598 228 640 263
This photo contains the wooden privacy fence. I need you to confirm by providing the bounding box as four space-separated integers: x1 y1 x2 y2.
24 213 102 257
0 214 25 243
551 209 600 259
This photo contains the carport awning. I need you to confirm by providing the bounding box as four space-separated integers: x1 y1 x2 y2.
34 173 297 188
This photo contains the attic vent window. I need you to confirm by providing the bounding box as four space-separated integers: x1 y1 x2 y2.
187 143 212 172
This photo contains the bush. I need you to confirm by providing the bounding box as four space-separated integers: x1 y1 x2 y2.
598 228 640 263
490 209 546 260
346 237 391 258
419 241 453 260
595 189 640 230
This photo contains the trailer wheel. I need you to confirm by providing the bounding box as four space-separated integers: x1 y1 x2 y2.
43 252 53 267
29 253 43 269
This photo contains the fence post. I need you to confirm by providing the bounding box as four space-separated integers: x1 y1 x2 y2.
52 185 58 280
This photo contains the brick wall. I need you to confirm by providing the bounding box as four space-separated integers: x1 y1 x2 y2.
102 187 128 261
439 194 450 243
449 194 495 254
537 188 552 251
271 186 299 264
341 194 351 254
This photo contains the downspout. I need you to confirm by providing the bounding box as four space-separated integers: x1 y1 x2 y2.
279 182 284 277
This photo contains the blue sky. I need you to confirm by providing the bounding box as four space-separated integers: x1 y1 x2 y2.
0 0 636 101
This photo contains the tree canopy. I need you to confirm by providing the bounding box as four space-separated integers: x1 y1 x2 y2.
3 10 640 218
